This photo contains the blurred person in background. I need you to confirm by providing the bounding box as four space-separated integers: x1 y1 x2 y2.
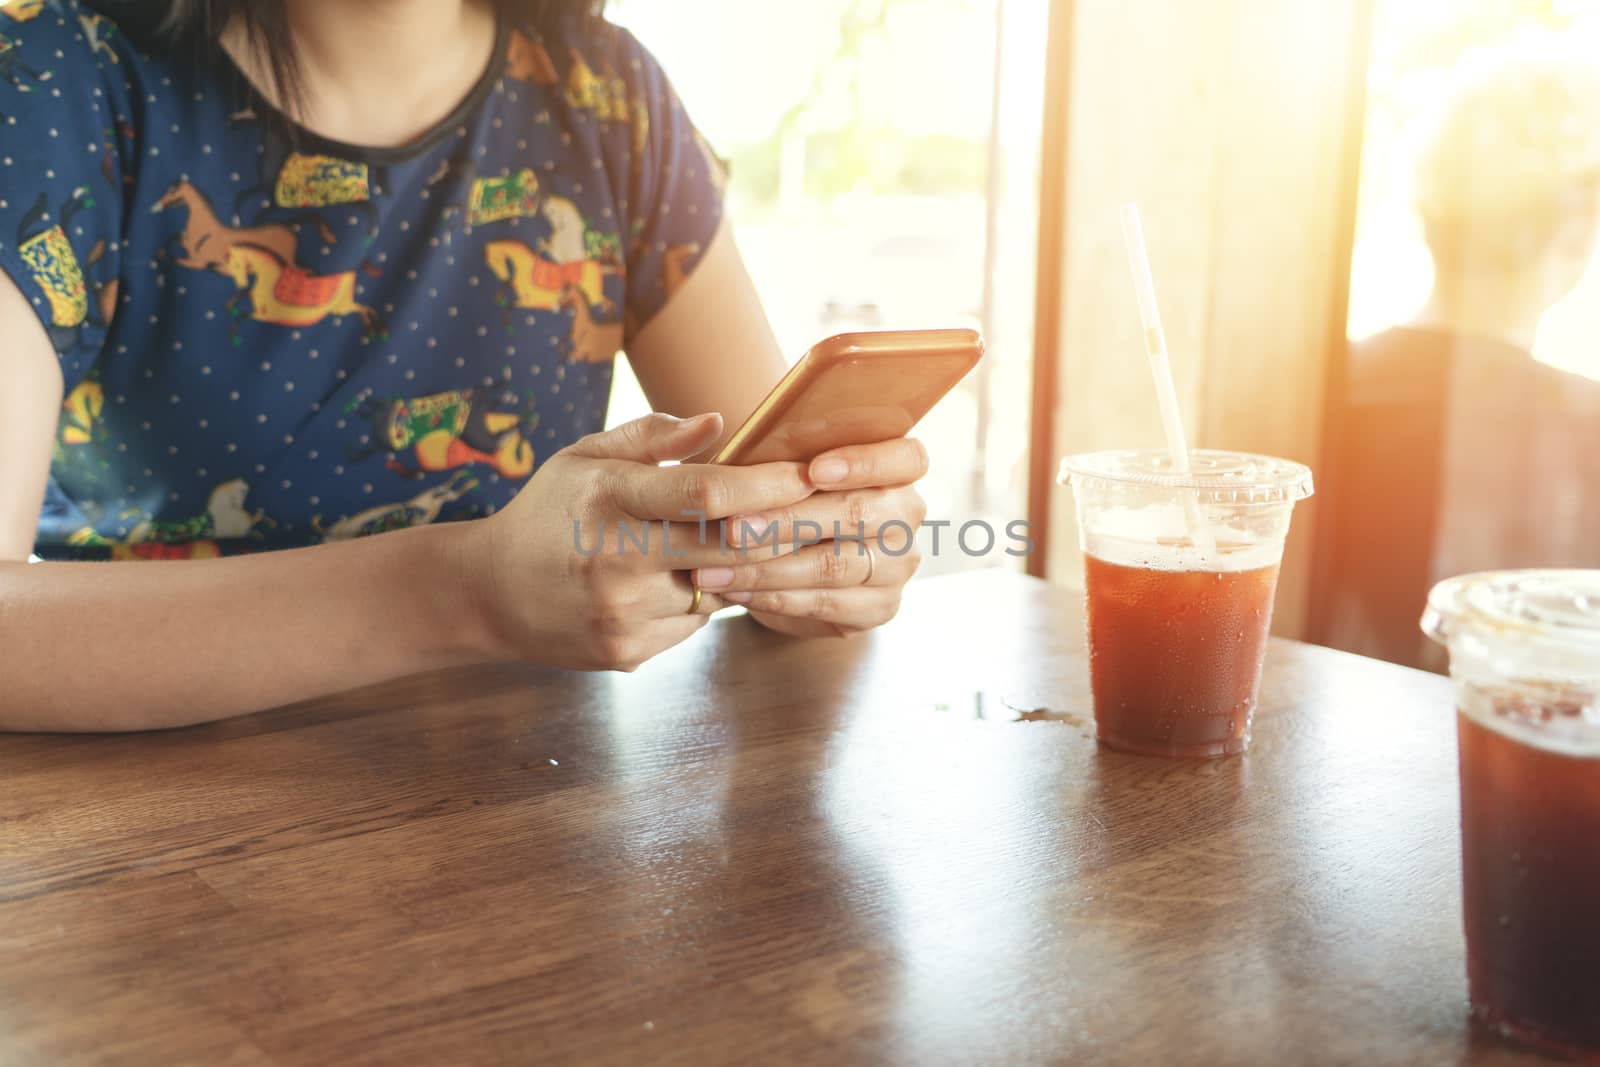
1316 47 1600 670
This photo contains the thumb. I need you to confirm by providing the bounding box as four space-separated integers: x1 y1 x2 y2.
566 412 724 464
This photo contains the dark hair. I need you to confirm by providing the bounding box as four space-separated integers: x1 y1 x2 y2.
155 1 605 117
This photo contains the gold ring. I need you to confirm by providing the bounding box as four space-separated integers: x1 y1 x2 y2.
861 541 877 585
687 583 703 614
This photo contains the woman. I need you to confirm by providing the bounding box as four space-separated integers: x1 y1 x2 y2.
0 0 928 731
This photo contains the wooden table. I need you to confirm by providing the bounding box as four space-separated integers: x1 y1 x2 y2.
0 572 1559 1066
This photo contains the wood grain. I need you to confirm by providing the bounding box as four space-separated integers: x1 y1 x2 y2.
0 572 1557 1065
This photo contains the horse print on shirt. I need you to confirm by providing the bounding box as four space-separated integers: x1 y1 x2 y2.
505 27 558 86
0 31 49 98
0 0 45 22
127 479 273 545
346 386 541 481
152 179 387 345
312 470 480 541
483 194 623 355
15 188 118 354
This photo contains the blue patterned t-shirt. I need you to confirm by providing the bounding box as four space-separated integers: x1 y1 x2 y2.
0 0 725 559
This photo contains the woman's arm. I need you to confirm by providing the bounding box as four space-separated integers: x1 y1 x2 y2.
625 221 789 456
0 270 814 732
1 523 495 732
0 271 61 563
0 278 493 730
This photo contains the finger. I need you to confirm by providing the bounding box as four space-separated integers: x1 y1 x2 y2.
753 406 915 461
602 613 712 672
809 437 930 490
718 586 902 632
608 460 813 524
566 412 723 463
589 573 727 657
685 575 732 617
656 519 775 569
624 577 746 667
726 486 926 549
630 612 717 666
695 539 916 592
575 516 807 571
642 569 731 617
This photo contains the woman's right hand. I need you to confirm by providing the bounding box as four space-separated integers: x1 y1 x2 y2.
461 412 814 672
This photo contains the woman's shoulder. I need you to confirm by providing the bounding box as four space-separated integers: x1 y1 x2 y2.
529 13 643 56
516 14 674 98
0 0 159 74
0 2 137 383
0 0 201 129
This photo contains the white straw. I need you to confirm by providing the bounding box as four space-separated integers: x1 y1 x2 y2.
1119 202 1214 552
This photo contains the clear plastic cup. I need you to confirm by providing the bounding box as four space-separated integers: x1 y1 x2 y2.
1058 449 1314 758
1422 570 1600 1060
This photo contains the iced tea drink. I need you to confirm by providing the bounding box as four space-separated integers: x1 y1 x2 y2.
1424 571 1600 1061
1060 450 1313 758
1085 552 1281 757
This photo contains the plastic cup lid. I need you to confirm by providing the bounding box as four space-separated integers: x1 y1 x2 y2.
1423 569 1600 658
1057 449 1314 505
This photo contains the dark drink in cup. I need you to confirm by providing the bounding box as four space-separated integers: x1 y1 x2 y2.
1060 450 1313 758
1084 553 1281 757
1424 571 1600 1061
1458 707 1600 1054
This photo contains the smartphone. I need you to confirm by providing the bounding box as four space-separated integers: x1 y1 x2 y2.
710 328 984 466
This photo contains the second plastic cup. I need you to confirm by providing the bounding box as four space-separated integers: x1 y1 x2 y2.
1058 449 1314 758
1422 570 1600 1061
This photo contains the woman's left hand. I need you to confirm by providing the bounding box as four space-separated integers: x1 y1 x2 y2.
692 437 928 637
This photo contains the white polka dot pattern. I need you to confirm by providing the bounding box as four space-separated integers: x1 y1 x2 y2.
9 1 725 559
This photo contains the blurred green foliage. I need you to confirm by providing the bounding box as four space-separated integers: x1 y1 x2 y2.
735 0 993 206
730 130 988 203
